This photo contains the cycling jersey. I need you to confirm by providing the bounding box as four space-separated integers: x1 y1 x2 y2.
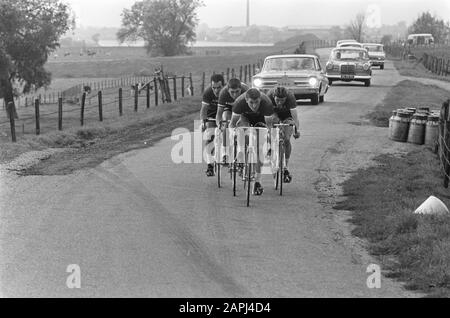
218 83 249 112
232 93 274 126
267 90 297 121
202 86 220 118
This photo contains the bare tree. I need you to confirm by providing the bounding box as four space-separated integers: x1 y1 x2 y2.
346 13 366 42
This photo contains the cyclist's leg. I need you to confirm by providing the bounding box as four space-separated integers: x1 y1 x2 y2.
205 119 217 176
282 117 294 167
251 120 267 195
222 108 232 163
281 117 295 182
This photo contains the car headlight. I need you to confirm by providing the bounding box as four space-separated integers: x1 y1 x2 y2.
253 78 263 87
326 62 333 70
363 63 370 71
309 77 318 86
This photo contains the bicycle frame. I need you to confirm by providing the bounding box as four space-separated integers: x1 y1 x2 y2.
273 123 297 196
232 126 268 207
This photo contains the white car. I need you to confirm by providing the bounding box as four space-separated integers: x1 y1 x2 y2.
362 43 386 69
336 39 357 47
337 42 364 49
252 54 329 105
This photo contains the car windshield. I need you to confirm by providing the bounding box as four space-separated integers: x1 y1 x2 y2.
332 50 368 61
364 45 383 52
262 57 316 72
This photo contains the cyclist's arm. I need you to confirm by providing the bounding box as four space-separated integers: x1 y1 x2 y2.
229 113 240 128
216 105 225 127
264 116 273 128
200 102 209 121
290 108 300 131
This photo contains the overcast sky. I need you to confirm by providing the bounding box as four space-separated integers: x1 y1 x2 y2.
65 0 450 28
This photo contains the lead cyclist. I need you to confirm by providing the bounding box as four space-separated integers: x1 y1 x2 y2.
267 86 300 183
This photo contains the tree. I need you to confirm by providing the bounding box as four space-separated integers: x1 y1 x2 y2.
409 12 450 44
345 12 366 42
117 0 203 56
380 34 393 45
0 0 72 113
91 33 101 46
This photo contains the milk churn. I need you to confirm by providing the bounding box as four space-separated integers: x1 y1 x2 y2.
388 109 398 138
425 114 439 147
407 113 428 145
390 110 411 142
417 106 430 114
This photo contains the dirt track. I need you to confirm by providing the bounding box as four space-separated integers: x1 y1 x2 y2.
0 49 430 297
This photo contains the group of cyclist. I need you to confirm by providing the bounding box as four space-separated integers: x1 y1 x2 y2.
200 74 300 196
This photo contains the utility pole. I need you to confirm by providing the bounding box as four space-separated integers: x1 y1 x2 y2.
246 0 250 27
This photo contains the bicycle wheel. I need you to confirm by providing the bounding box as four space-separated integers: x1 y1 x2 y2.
247 161 252 207
217 162 221 188
279 143 284 196
233 135 237 197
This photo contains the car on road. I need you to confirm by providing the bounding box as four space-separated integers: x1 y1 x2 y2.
337 42 364 49
252 54 329 105
325 47 372 86
336 39 357 47
363 43 386 69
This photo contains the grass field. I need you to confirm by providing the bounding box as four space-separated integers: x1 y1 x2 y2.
365 80 449 127
337 80 450 297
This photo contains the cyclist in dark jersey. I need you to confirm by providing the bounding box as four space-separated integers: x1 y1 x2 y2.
267 86 300 183
200 74 225 177
229 88 274 195
216 78 249 127
216 78 249 165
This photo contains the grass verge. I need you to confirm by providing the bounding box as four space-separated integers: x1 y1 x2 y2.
365 80 449 127
392 58 450 84
337 79 450 297
334 150 450 297
0 96 202 175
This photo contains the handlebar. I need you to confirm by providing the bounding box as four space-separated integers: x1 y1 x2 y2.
273 123 298 134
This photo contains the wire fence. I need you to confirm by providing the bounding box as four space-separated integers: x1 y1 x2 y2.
385 43 450 77
438 99 450 188
1 61 264 141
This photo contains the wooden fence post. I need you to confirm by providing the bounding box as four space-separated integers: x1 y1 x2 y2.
244 65 248 83
181 76 185 97
134 86 138 111
154 78 159 106
189 73 194 96
164 76 171 103
119 88 123 116
35 98 40 135
201 72 206 94
443 100 450 187
7 102 16 142
146 83 150 108
80 92 86 126
98 91 103 121
173 77 177 101
226 68 230 82
239 65 243 80
58 97 63 130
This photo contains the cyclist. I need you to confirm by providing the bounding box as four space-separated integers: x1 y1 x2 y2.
229 88 274 196
200 74 225 177
216 78 249 126
216 78 249 164
267 86 301 183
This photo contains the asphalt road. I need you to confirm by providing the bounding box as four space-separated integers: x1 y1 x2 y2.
0 49 422 297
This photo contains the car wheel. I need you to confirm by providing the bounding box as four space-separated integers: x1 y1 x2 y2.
380 64 384 70
311 93 319 105
364 79 371 87
319 95 324 103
